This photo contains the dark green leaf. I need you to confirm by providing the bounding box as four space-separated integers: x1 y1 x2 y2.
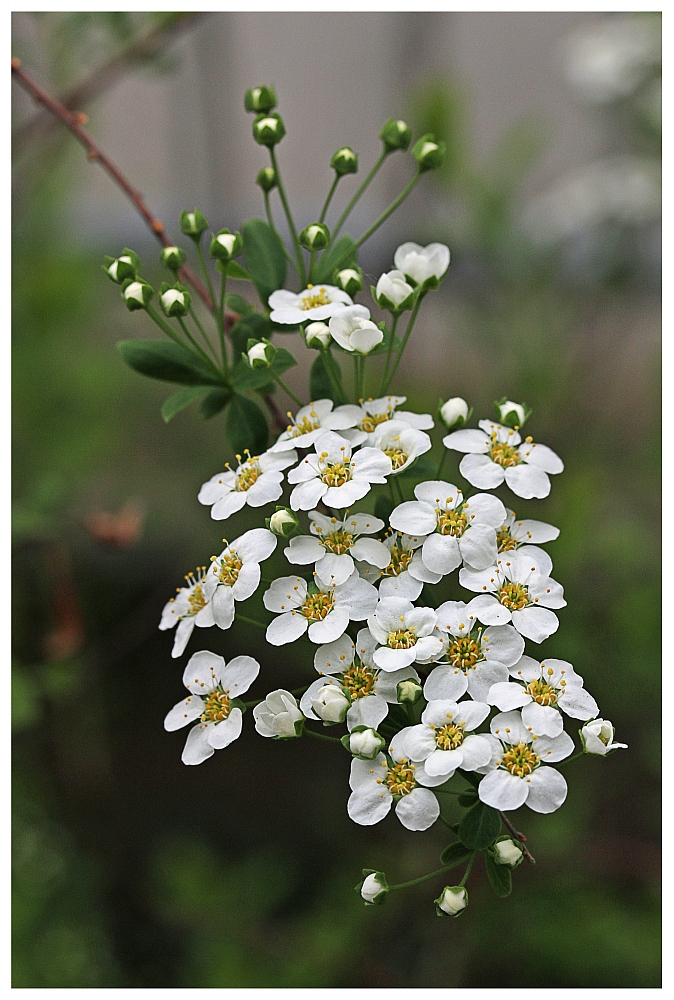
374 495 394 528
313 234 357 283
439 841 474 867
225 293 254 316
117 339 222 386
241 218 287 307
231 347 297 392
224 260 251 280
227 394 269 455
398 455 437 480
485 851 513 897
161 385 212 422
458 801 502 850
309 353 339 404
200 388 232 420
230 313 274 358
457 791 478 808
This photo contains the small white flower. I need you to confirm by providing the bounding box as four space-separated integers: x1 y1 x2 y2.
123 281 146 305
215 232 238 255
268 284 352 325
478 710 574 813
341 395 434 448
494 838 524 867
580 718 628 755
263 571 377 646
390 481 506 575
372 422 432 476
253 689 304 738
270 399 361 454
269 508 300 537
440 397 469 430
496 507 559 576
375 269 414 311
328 305 383 355
360 871 388 903
164 650 259 765
436 885 468 916
247 342 271 367
160 288 186 312
367 597 444 672
311 684 351 723
304 321 331 349
444 420 564 500
159 564 216 658
198 448 297 521
285 510 390 587
205 528 277 631
350 729 386 759
394 242 450 288
488 654 599 737
459 550 566 644
357 530 438 601
287 431 392 511
403 698 493 777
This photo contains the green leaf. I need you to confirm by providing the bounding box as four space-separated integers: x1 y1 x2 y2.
457 791 478 808
227 394 269 455
241 218 287 307
398 455 437 480
374 495 394 528
313 234 357 283
200 388 232 420
485 851 513 897
439 841 474 867
231 347 297 392
224 260 251 280
230 313 274 358
117 339 222 386
161 385 212 422
309 353 339 404
225 293 254 316
458 801 502 850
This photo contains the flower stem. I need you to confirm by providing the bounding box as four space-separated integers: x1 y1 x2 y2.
322 347 347 404
459 854 475 887
378 313 399 395
389 857 474 893
269 147 306 286
332 148 387 239
554 750 585 768
146 306 222 381
196 241 217 316
499 811 536 864
217 272 228 369
381 291 425 395
273 373 304 408
177 317 222 374
264 191 298 272
354 169 421 250
234 613 268 629
304 727 342 744
435 448 447 479
319 174 340 224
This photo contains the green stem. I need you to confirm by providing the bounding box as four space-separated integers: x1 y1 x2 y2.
354 169 421 250
382 291 425 395
389 859 473 893
270 147 306 286
332 148 387 239
555 750 586 768
273 373 304 407
265 191 298 272
459 854 475 887
378 314 399 394
196 242 217 317
146 306 222 384
177 317 222 375
323 347 347 404
438 814 456 830
304 727 342 744
218 272 228 369
235 613 268 629
352 355 359 403
319 174 340 224
435 449 447 479
189 305 217 357
307 248 318 284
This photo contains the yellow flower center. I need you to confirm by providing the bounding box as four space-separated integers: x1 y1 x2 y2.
498 582 530 611
384 761 416 796
201 689 231 724
497 526 518 551
437 507 467 536
435 722 465 751
525 678 558 706
235 458 261 492
381 545 413 577
448 636 482 671
359 412 391 434
300 286 331 310
489 434 521 468
320 459 351 487
388 628 417 649
501 742 540 777
289 414 320 437
342 665 375 699
216 551 242 586
322 529 354 555
384 446 408 470
187 584 207 615
302 592 334 622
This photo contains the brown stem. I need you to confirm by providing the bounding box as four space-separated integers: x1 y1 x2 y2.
263 392 287 435
499 811 536 864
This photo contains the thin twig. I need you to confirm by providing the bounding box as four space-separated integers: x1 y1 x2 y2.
499 811 536 864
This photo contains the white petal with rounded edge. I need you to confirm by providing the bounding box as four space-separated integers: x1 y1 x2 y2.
308 607 350 644
263 576 305 613
423 665 468 701
374 645 417 671
478 769 529 810
511 606 559 642
442 429 489 454
535 729 575 763
314 632 355 674
290 479 328 511
402 724 437 760
423 747 463 776
220 655 260 695
231 562 262 603
457 734 494 770
266 612 309 645
235 527 277 563
172 618 195 658
488 681 530 711
459 453 506 490
379 573 424 600
505 463 550 499
315 552 355 588
559 686 599 720
466 660 510 701
182 650 224 692
210 491 248 521
483 625 525 667
521 701 563 737
286 535 324 564
421 533 461 575
414 634 445 664
164 695 203 731
181 724 215 765
347 784 392 826
347 694 388 730
350 753 385 790
491 710 530 744
394 787 439 831
351 536 391 569
208 708 243 749
464 492 507 527
519 442 564 474
459 523 498 571
211 586 236 630
323 480 371 509
524 767 567 813
198 471 235 505
512 518 559 544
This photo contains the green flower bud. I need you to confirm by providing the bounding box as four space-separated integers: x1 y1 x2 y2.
397 678 423 705
256 166 277 192
304 322 331 350
160 245 186 272
246 338 276 368
330 146 358 176
334 266 363 296
159 282 191 318
494 398 532 429
299 222 330 251
435 885 468 917
491 837 524 868
103 248 139 284
266 507 300 538
209 228 243 262
412 133 446 172
121 278 154 311
379 117 412 153
439 396 471 431
358 871 389 905
252 112 286 147
342 726 386 760
244 85 277 114
179 209 209 240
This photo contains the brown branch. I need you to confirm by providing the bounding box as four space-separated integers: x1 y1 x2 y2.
499 811 536 864
11 57 212 310
13 13 207 155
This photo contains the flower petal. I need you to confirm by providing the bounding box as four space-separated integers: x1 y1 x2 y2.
266 612 309 646
181 724 215 765
511 606 559 643
164 695 203 731
442 429 489 454
208 707 243 749
394 787 439 831
478 769 529 810
347 783 392 826
524 766 567 813
458 523 498 571
460 453 506 490
504 463 550 499
421 533 461 575
220 655 260 696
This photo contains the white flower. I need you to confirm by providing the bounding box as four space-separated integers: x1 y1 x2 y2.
360 871 388 903
300 630 420 731
347 730 441 831
487 654 599 738
436 886 468 916
123 281 146 305
164 650 259 765
270 399 361 454
350 729 386 759
263 571 377 646
493 839 523 867
287 431 391 511
311 684 350 723
580 718 628 755
443 420 564 499
161 288 186 312
269 508 300 537
268 284 352 325
372 422 432 476
459 550 566 644
440 397 469 430
367 597 444 672
358 530 439 600
205 528 277 631
495 400 527 426
328 305 383 354
478 710 574 813
285 510 390 587
247 342 270 367
393 242 450 288
304 321 331 349
375 269 414 311
215 232 238 255
159 565 216 658
403 699 493 777
198 448 297 521
427 598 525 700
253 689 304 737
390 481 506 575
496 508 559 576
341 395 434 448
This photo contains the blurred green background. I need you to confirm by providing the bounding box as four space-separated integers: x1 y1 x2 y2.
12 11 660 988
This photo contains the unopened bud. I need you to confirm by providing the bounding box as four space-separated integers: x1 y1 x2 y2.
359 871 388 904
435 885 468 917
494 398 532 429
492 838 524 868
267 507 300 538
348 727 385 760
122 279 153 311
247 339 275 368
179 209 209 240
253 112 286 147
412 133 446 172
330 146 358 176
304 322 332 350
334 267 363 296
380 117 411 153
244 85 277 114
210 228 243 262
439 397 471 431
397 678 423 705
103 248 139 284
311 685 350 724
374 269 414 313
256 166 277 192
580 718 628 756
299 222 330 251
160 284 191 318
160 245 186 272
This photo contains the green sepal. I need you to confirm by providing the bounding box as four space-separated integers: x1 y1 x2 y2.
200 388 232 420
226 394 269 455
397 455 436 480
229 697 247 715
439 841 474 867
458 800 502 850
241 218 287 307
221 260 250 280
313 234 357 283
485 850 513 897
117 340 222 386
161 385 212 422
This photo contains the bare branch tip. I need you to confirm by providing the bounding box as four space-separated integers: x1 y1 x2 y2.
152 220 165 234
11 57 21 70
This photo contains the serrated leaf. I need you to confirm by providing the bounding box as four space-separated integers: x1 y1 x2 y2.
241 218 287 307
117 339 222 386
313 234 357 283
200 388 232 420
439 841 474 867
485 851 513 897
226 394 269 455
458 801 502 850
230 313 274 358
161 385 212 422
224 260 251 280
